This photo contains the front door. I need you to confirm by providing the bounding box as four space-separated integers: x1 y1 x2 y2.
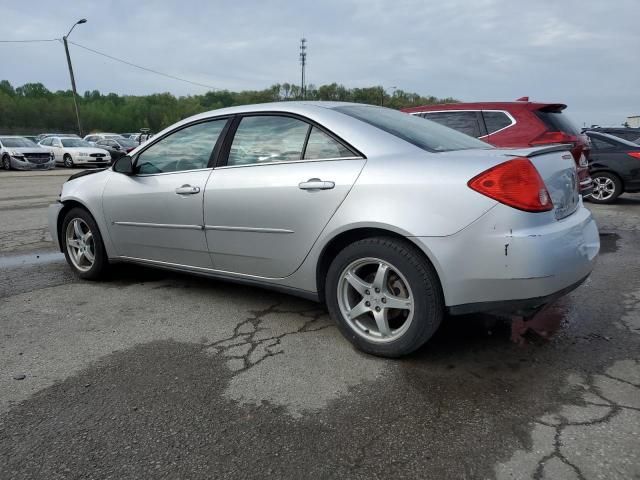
102 118 228 267
203 114 366 278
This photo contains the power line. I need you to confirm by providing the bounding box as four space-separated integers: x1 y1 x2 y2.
68 40 217 90
0 38 59 43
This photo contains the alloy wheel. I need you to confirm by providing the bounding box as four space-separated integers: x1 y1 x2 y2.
592 176 616 201
64 155 73 168
337 257 414 343
65 218 95 272
2 156 10 170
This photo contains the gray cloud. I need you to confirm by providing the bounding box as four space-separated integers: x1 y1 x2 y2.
2 0 638 126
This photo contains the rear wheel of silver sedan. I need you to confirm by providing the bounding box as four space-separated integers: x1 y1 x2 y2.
326 237 444 357
62 207 109 280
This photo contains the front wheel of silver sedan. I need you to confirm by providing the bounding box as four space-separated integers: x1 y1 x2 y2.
61 207 109 280
326 237 444 357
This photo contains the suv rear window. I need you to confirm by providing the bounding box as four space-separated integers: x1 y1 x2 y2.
535 109 579 135
333 105 489 152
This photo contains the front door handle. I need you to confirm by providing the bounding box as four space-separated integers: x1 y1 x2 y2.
175 185 201 195
298 178 335 190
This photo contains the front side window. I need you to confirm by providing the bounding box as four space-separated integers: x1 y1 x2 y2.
227 116 309 166
482 111 513 134
423 111 481 137
62 139 91 148
136 120 226 174
304 127 354 160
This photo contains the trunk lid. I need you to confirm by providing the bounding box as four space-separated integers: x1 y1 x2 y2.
501 145 580 220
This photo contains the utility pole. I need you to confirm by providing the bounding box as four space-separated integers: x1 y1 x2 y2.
63 19 87 136
299 38 307 100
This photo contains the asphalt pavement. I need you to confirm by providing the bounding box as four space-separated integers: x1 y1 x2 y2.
0 169 638 479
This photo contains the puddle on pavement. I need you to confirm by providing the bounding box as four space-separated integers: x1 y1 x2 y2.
0 251 64 269
599 232 620 254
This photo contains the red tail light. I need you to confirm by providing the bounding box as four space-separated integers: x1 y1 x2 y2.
628 152 640 160
468 158 553 212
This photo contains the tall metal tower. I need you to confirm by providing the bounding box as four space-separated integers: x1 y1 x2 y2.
299 37 307 100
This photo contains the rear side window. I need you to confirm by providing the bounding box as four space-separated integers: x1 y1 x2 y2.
482 111 513 134
590 137 615 150
535 110 579 135
304 127 354 160
227 116 309 166
423 111 481 137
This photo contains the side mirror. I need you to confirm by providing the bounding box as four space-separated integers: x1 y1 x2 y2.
113 155 134 175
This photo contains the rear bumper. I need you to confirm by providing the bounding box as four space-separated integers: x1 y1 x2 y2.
414 201 599 315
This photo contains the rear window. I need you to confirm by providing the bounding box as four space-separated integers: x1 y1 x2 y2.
535 110 579 135
333 105 490 152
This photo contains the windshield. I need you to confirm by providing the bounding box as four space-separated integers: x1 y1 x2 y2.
332 105 490 152
117 139 138 148
0 137 37 148
61 138 91 148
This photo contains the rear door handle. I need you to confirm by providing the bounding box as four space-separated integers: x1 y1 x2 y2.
175 185 201 195
298 178 335 190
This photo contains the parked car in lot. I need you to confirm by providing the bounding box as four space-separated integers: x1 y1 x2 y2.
48 102 599 357
36 133 80 142
402 98 593 195
583 127 640 144
83 133 124 146
584 131 640 203
94 137 139 160
0 136 55 170
38 136 111 168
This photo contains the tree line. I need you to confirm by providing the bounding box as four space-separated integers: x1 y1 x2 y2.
0 80 457 135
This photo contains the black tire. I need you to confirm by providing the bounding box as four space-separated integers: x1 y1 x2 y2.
1 155 11 170
63 154 74 168
325 237 444 357
61 207 109 280
588 172 622 204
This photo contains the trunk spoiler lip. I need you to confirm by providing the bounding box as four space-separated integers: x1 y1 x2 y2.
502 144 573 159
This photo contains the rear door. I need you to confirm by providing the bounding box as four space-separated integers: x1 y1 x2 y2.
203 114 366 278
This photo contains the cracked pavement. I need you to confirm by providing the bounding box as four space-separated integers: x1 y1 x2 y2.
1 170 639 479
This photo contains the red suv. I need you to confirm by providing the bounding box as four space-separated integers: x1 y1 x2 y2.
402 98 592 194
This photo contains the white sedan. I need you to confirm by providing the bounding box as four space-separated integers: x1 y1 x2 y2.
39 137 111 168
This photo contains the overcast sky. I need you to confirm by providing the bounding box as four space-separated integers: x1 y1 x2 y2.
2 0 638 126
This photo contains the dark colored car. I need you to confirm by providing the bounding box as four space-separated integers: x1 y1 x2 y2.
584 131 640 203
583 127 640 144
95 138 139 161
402 98 593 195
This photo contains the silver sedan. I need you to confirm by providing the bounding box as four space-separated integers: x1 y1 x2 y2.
48 102 600 357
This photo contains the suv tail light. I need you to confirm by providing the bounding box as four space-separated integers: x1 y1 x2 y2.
628 152 640 160
468 158 553 212
530 131 576 145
